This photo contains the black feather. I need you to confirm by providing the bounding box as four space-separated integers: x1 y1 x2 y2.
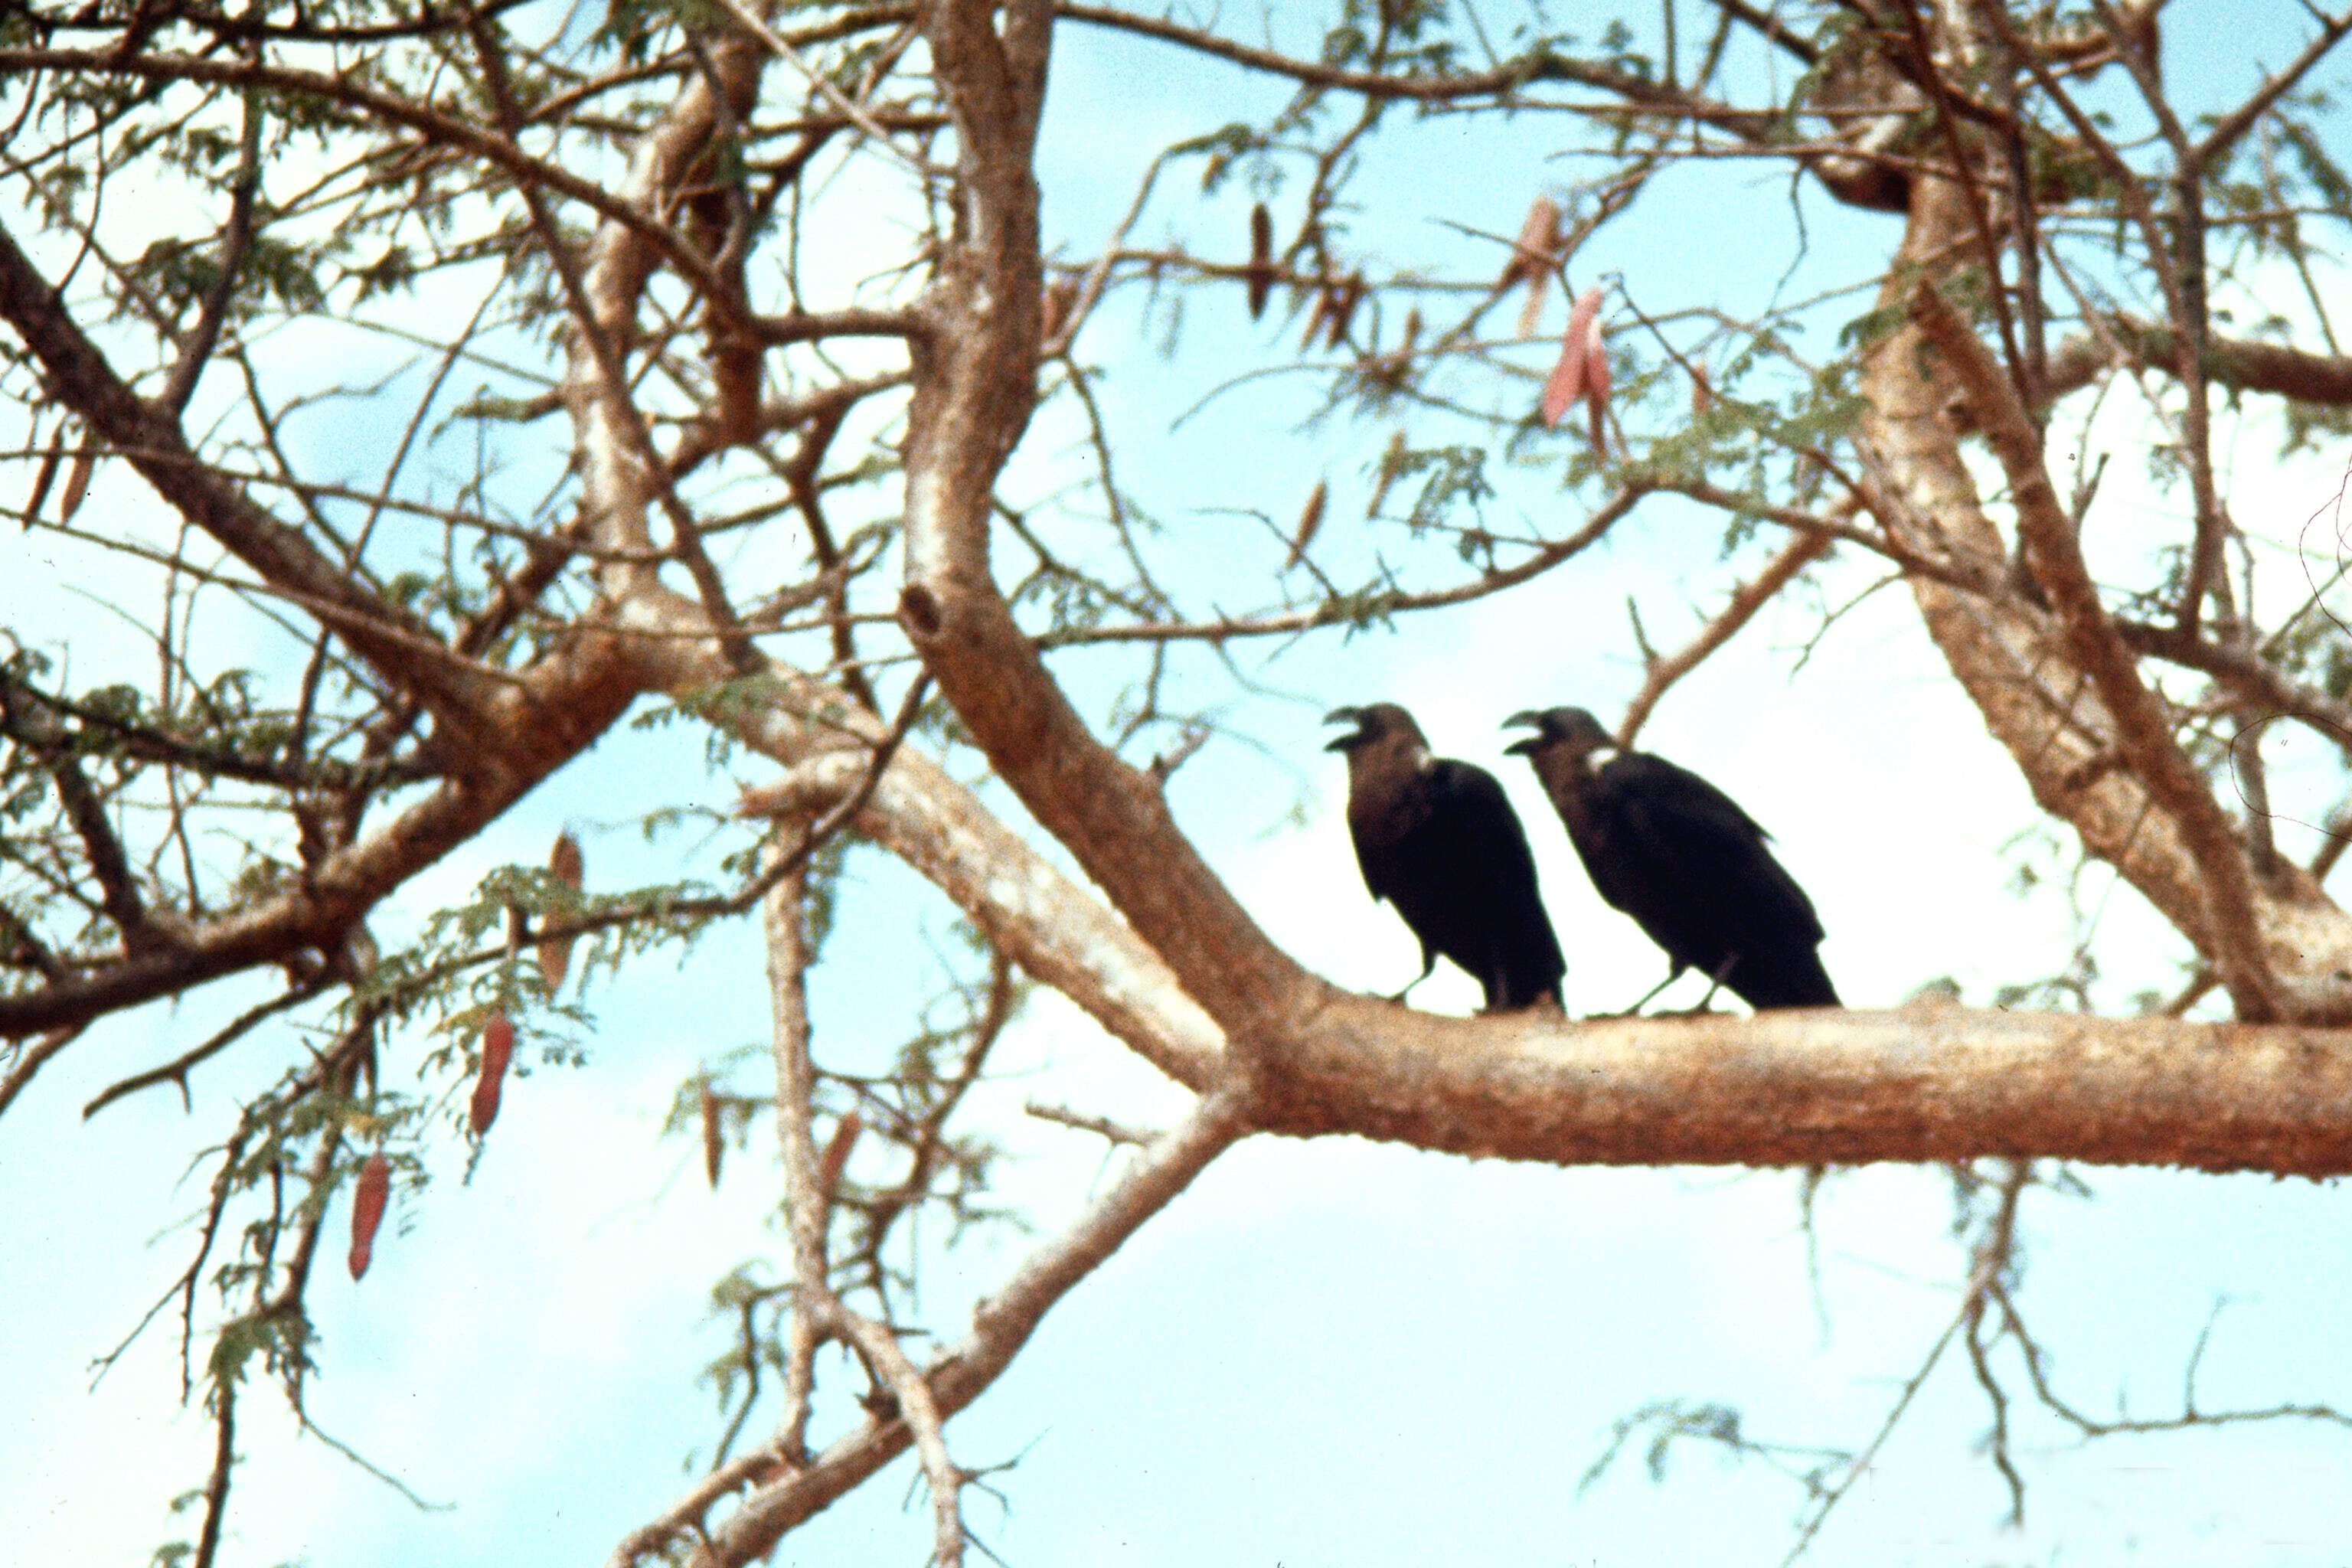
1506 707 1836 1011
1328 703 1566 1011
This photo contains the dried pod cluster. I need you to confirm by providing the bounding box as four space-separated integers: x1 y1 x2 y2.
1540 286 1613 459
1499 195 1563 338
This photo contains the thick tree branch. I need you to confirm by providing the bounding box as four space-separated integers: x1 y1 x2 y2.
1912 280 2283 1021
1857 178 2352 1024
1256 997 2352 1176
897 0 1319 1048
0 223 489 724
722 678 1226 1090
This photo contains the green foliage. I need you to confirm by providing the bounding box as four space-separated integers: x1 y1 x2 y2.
1392 443 1493 530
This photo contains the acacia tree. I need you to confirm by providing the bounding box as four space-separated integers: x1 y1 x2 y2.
5 0 2352 1562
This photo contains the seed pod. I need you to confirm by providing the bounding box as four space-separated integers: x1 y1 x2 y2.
1284 480 1327 571
701 1084 724 1189
1301 279 1334 349
23 433 62 527
818 1110 864 1206
1516 278 1553 341
1501 194 1561 287
1366 430 1408 518
1583 321 1615 461
1039 276 1080 347
471 1011 515 1135
1325 273 1367 348
348 1153 390 1281
57 446 94 522
1540 287 1607 432
540 831 583 995
1245 203 1275 318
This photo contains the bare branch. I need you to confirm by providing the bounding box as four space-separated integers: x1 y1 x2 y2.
675 1086 1250 1567
1619 530 1834 746
2043 315 2352 407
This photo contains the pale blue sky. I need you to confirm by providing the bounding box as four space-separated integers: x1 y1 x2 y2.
8 4 2352 1565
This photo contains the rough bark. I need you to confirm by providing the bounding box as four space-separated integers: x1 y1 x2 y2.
1857 179 2352 1023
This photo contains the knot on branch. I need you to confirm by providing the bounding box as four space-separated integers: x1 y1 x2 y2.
898 583 944 639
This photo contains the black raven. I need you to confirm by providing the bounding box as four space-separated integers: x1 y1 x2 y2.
1325 703 1566 1011
1504 707 1837 1011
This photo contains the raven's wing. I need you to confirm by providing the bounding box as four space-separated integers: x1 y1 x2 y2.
1347 775 1428 909
1604 754 1834 1006
1608 755 1821 936
1423 760 1567 1006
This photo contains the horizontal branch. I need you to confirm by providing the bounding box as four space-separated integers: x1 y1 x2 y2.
750 306 924 345
1052 3 1919 210
0 629 649 1042
1041 485 1650 647
2117 617 2352 753
2044 314 2352 407
1264 995 2352 1177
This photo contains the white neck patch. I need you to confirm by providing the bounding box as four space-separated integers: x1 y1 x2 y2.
1583 746 1620 776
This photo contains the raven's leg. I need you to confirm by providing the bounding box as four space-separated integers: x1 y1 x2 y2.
1595 963 1685 1018
1475 965 1549 1014
1673 954 1742 1015
1389 947 1438 1004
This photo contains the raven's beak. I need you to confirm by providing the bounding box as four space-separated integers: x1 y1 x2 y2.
1323 706 1364 751
1501 709 1544 756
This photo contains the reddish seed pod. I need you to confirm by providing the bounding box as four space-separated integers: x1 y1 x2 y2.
1583 328 1614 461
348 1153 390 1281
701 1085 724 1190
1285 480 1328 571
1501 194 1561 287
540 831 584 995
1516 266 1553 341
1245 204 1275 319
1540 287 1607 432
1325 273 1366 348
23 434 62 525
57 447 94 522
818 1110 864 1206
472 1011 515 1135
